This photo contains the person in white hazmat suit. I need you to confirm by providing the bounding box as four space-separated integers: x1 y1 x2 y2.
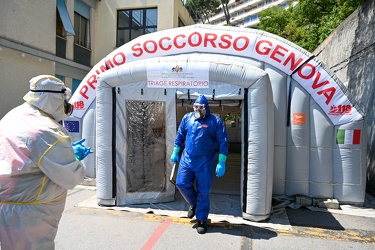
0 75 92 249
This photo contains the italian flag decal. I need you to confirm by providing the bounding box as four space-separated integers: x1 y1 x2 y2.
336 129 361 145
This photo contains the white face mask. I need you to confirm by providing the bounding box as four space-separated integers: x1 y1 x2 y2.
193 103 206 119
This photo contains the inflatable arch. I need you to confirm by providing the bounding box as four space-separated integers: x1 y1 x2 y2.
70 25 366 221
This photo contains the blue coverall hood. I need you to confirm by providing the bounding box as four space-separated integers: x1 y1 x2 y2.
194 95 210 115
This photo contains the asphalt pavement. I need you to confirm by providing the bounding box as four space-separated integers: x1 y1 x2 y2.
55 184 375 250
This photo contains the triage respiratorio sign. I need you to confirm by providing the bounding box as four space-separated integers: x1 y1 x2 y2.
146 63 209 89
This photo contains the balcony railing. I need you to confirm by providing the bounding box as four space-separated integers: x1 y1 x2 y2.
212 0 287 27
206 0 288 24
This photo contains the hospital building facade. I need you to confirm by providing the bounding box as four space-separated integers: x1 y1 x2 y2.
0 0 194 119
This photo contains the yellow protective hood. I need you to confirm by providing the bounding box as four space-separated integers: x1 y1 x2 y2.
23 75 69 121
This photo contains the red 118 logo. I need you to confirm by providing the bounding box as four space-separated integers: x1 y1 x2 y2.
329 104 352 115
74 101 85 110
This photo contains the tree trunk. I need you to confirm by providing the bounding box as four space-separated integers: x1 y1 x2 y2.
221 0 231 25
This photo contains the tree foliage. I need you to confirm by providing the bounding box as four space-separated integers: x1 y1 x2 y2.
258 0 365 52
185 0 233 24
185 0 221 23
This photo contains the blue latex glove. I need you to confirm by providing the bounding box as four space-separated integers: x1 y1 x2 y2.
72 138 93 161
216 154 227 177
170 146 180 163
216 161 226 177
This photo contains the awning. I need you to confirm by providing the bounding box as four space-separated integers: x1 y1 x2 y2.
56 0 75 35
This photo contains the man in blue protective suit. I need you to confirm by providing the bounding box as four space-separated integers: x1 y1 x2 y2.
0 75 92 249
170 95 228 234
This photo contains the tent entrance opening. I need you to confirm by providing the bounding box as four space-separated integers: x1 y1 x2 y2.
176 99 242 195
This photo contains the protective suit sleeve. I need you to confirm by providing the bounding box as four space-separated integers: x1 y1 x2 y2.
215 117 229 156
38 135 86 190
174 114 188 148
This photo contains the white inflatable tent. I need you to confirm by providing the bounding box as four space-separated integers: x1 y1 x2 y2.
69 25 366 222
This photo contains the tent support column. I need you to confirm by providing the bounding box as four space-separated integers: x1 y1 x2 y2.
242 88 248 213
112 87 117 201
